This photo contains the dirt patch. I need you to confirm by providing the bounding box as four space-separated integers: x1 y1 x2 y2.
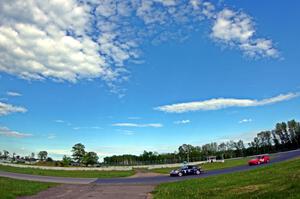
18 184 155 199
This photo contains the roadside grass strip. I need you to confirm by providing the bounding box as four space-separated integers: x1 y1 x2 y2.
153 158 300 199
0 165 135 178
0 177 56 199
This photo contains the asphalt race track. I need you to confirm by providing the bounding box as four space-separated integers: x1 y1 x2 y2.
1 149 300 185
94 149 300 184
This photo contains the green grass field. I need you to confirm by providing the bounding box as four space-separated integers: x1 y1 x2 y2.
0 165 135 178
151 157 252 174
153 158 300 199
0 177 56 199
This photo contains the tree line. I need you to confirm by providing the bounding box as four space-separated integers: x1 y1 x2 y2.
0 144 98 167
103 119 300 165
0 150 51 162
1 119 299 167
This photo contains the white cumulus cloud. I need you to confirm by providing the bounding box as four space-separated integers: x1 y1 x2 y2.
0 101 27 116
155 92 299 113
0 126 32 138
0 0 279 90
0 0 120 84
211 8 279 58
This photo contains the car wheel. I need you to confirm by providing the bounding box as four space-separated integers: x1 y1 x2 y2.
196 170 201 175
257 161 260 165
266 160 270 163
178 172 183 177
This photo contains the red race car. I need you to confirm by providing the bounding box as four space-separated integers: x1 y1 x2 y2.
248 155 270 166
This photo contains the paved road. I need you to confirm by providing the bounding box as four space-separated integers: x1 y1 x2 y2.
95 149 300 184
1 149 300 185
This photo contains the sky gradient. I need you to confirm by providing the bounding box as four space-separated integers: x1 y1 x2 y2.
0 0 300 160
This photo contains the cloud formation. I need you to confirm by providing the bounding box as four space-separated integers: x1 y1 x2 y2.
0 126 32 138
120 130 135 136
47 149 71 156
128 117 141 120
239 118 253 124
155 92 299 113
174 119 191 124
7 91 22 97
112 123 163 128
0 101 27 116
54 120 65 123
0 0 279 88
73 126 102 130
211 8 278 58
0 0 116 84
47 134 56 139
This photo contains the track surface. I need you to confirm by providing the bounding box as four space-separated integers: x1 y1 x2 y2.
1 149 300 185
95 149 300 184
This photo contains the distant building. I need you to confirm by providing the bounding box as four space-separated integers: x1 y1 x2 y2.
207 156 217 163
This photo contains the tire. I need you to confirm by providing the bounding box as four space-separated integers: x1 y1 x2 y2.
178 172 183 177
196 170 201 175
266 160 270 163
257 161 260 165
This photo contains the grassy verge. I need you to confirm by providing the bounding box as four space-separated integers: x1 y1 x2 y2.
153 158 300 199
151 157 252 174
0 165 135 178
0 177 56 199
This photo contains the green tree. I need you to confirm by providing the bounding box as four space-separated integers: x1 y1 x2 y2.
72 143 86 163
296 122 300 142
271 130 280 150
218 142 227 152
62 155 72 166
288 120 298 146
234 140 245 156
82 152 98 166
178 144 194 162
281 122 291 144
3 150 9 159
250 137 260 154
46 157 53 162
257 131 272 153
38 151 48 161
275 123 286 145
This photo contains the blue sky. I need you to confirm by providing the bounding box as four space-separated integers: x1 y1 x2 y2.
0 0 300 160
